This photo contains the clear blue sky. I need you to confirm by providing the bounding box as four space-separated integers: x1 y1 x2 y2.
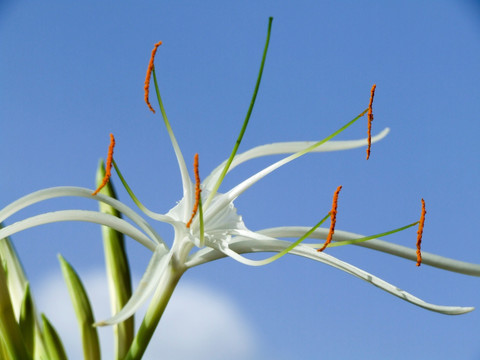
1 1 480 359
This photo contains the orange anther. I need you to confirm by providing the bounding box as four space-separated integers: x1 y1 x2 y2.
92 133 115 196
186 153 202 228
366 84 376 160
144 41 162 113
416 198 426 266
318 185 342 252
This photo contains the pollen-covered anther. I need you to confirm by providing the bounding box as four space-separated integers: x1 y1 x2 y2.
416 198 426 266
186 153 202 228
318 185 342 252
92 133 115 196
366 84 376 160
144 41 163 113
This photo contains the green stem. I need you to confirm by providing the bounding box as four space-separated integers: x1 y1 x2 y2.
123 265 184 360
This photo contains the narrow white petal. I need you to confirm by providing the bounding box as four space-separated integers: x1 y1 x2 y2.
203 128 389 189
187 239 473 315
163 124 194 219
0 210 159 252
230 229 277 241
258 226 480 276
220 246 275 266
0 186 167 247
207 130 389 221
95 248 172 326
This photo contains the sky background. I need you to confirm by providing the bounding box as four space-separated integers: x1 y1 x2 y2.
1 1 480 359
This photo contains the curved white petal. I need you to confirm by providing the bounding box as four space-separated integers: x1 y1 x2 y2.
186 239 474 315
162 122 194 219
0 187 167 248
203 128 390 189
206 130 389 222
230 229 277 241
95 247 172 326
0 210 159 252
258 227 480 277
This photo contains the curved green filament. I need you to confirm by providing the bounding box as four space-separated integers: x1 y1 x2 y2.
152 67 192 212
204 17 274 209
306 221 420 248
252 213 331 266
112 160 148 213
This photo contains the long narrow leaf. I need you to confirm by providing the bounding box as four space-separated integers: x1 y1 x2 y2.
0 258 30 360
19 283 35 357
0 225 27 317
0 224 49 360
96 160 134 359
58 255 100 360
41 314 68 360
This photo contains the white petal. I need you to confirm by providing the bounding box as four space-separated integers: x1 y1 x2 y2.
0 187 167 247
208 130 389 220
229 229 276 241
203 128 389 189
0 210 159 252
163 123 194 217
258 226 480 276
95 248 172 326
187 239 474 315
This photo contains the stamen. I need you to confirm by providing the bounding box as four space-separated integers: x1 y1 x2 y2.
416 198 426 266
144 41 162 113
186 153 201 228
92 134 115 196
366 84 376 160
318 185 342 252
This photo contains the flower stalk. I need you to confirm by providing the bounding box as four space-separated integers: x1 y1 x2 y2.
124 261 183 360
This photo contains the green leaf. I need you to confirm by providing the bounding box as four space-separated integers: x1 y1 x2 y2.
0 224 28 319
58 255 100 360
41 314 68 360
0 225 49 360
0 256 31 360
96 159 134 359
0 223 51 360
19 283 35 357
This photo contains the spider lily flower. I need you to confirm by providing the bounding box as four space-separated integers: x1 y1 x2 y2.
1 18 479 359
1 123 478 329
0 117 478 329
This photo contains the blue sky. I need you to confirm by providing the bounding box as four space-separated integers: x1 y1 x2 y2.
1 1 480 359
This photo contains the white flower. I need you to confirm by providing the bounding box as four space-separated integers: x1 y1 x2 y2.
1 25 479 347
1 123 479 328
